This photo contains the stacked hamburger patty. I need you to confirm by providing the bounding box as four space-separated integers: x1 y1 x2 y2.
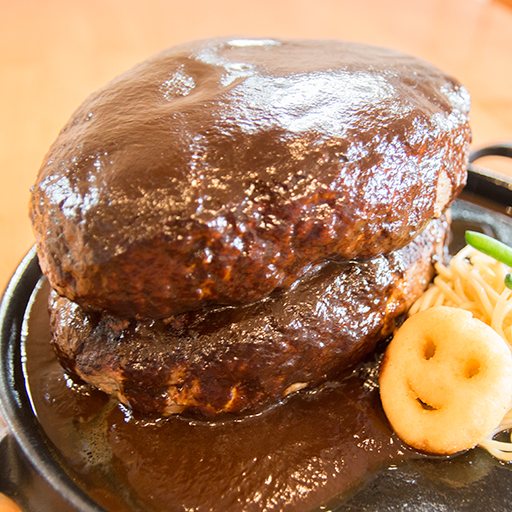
30 38 470 416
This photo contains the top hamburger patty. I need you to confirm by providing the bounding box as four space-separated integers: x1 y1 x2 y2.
30 38 470 318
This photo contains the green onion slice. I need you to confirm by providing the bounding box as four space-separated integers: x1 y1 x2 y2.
465 231 512 267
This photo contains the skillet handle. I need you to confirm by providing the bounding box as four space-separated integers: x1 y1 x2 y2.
466 144 512 212
469 143 512 163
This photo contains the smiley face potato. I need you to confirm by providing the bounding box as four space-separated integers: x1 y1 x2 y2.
379 306 512 455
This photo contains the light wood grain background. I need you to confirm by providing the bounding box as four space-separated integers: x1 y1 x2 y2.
1 0 511 291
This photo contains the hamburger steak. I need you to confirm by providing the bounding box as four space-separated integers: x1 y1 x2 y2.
30 38 470 418
51 216 448 417
30 38 470 318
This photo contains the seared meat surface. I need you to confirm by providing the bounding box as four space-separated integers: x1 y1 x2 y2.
50 217 448 417
31 38 469 318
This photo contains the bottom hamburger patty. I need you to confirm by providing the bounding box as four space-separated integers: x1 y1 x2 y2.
50 216 449 417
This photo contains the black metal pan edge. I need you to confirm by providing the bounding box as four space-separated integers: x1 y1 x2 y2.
0 248 102 512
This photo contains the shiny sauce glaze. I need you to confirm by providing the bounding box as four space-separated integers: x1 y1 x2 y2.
30 38 470 319
24 281 419 512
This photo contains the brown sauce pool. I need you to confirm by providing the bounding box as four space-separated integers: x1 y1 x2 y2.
19 200 512 511
23 280 423 511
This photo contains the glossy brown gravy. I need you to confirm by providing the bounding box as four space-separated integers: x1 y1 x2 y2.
24 280 419 511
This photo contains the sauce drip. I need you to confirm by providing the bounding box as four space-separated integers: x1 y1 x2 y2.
24 281 414 511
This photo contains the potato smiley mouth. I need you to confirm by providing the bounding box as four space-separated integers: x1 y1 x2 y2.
407 381 440 412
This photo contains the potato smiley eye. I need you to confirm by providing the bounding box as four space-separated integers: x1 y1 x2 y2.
423 338 436 360
464 359 481 379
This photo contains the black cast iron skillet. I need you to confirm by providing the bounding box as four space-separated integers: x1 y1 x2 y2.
0 145 511 512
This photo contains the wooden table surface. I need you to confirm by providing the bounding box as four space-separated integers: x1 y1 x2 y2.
1 0 511 291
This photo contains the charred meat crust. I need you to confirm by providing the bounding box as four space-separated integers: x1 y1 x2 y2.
50 216 449 417
31 38 469 318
